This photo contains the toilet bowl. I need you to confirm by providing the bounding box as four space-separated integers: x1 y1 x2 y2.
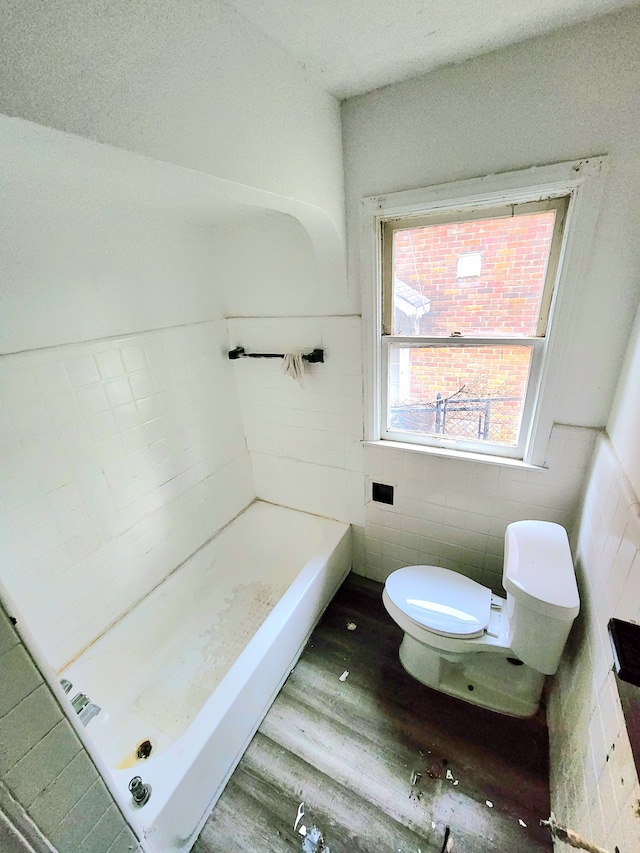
382 519 579 717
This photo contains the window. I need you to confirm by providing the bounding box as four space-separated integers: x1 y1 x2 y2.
362 159 608 464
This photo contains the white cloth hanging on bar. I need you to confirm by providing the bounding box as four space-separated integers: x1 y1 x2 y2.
281 351 306 387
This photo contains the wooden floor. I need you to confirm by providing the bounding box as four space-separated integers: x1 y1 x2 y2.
194 575 552 853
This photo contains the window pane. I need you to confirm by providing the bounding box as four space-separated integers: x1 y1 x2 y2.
392 211 556 337
388 345 533 447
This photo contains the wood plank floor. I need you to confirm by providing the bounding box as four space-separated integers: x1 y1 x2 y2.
194 575 552 853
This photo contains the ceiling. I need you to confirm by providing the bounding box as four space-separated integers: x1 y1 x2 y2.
224 0 640 99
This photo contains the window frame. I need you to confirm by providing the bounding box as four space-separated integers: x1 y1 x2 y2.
360 158 609 466
379 197 567 459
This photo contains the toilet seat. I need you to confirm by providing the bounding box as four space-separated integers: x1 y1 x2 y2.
384 565 492 639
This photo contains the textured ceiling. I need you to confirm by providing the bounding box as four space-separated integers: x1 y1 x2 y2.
225 0 640 98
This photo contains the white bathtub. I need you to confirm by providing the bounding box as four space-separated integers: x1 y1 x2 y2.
60 501 351 852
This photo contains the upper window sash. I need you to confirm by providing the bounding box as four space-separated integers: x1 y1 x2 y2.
381 196 568 340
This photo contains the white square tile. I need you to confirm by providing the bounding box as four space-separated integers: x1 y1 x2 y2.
0 473 43 510
94 350 124 380
113 401 140 433
64 355 101 387
76 384 110 417
86 411 119 442
0 369 41 405
129 370 155 400
32 362 73 397
121 345 148 374
104 377 134 409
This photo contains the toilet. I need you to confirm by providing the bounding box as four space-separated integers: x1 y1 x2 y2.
382 519 580 717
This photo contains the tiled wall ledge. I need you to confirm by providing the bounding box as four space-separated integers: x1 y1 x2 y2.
365 422 602 470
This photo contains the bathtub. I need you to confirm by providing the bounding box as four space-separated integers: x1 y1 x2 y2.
60 500 351 852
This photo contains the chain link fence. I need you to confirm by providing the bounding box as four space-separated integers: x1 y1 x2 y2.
391 394 523 445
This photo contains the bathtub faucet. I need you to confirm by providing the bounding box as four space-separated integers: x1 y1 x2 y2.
70 692 102 726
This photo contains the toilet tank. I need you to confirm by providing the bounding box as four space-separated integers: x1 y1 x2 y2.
503 520 579 675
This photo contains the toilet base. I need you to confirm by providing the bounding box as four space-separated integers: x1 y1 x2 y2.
399 634 545 718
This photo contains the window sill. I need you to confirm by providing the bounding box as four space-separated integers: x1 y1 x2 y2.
363 439 546 471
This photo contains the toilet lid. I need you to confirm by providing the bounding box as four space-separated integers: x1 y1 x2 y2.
385 565 492 638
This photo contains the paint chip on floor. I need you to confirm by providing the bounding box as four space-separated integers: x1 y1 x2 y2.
294 802 305 832
346 622 357 630
518 819 527 827
301 825 330 853
485 800 493 808
339 670 349 682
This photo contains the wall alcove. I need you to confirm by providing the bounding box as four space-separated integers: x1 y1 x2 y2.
0 116 347 355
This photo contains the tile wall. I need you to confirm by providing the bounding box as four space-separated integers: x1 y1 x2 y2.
228 314 600 593
0 320 254 670
0 601 139 853
363 424 597 593
548 436 640 851
227 316 366 566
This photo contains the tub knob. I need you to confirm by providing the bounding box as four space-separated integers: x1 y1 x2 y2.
129 776 151 807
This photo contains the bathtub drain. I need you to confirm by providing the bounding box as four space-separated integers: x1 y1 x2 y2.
136 740 153 760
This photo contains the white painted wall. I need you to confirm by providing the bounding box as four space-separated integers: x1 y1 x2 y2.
333 7 640 591
0 115 351 354
342 6 640 429
0 0 345 229
609 306 640 498
0 179 226 354
216 214 352 319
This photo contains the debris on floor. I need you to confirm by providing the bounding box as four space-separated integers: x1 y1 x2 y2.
409 769 423 801
346 622 357 631
339 670 349 682
301 825 331 853
439 825 453 853
294 802 305 832
426 757 448 779
518 819 527 827
485 800 494 808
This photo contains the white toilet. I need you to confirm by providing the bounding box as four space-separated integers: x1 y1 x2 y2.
382 519 580 717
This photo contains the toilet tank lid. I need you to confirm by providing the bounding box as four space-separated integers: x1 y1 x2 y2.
503 521 579 619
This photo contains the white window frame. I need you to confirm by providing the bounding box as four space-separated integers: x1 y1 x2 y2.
360 157 609 467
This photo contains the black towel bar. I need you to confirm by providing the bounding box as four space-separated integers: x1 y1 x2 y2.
228 346 324 363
